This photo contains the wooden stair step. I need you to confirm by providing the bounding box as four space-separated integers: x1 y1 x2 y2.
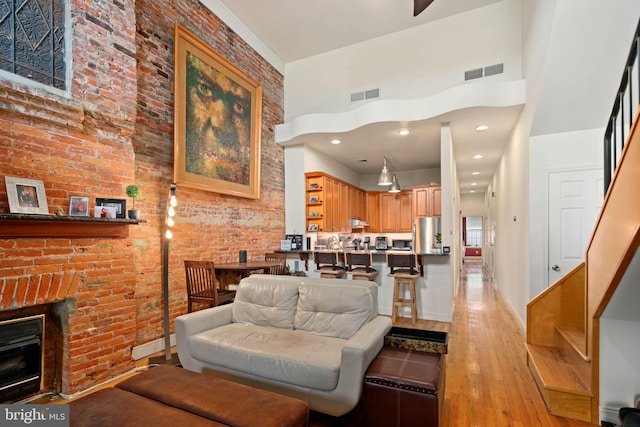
556 326 590 362
526 344 591 395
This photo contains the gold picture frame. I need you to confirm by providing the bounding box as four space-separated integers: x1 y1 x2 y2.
173 24 262 199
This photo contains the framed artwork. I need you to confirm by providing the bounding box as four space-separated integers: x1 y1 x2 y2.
95 198 126 219
4 176 49 215
69 197 89 216
309 195 319 204
173 24 263 199
308 224 319 232
94 205 117 219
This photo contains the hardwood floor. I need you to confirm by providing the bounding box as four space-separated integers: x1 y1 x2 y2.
430 260 598 427
31 261 601 426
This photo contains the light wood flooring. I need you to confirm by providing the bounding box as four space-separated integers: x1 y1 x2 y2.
32 261 601 426
423 260 599 427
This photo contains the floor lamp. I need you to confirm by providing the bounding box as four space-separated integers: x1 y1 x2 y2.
154 183 177 364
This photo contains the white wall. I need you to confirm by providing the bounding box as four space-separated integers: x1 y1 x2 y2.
460 193 485 217
600 247 640 424
359 168 441 191
488 110 530 328
283 0 522 120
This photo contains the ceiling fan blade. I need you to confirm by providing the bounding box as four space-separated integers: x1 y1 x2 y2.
414 0 435 17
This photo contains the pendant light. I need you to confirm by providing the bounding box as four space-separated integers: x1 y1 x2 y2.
378 157 392 186
388 175 401 193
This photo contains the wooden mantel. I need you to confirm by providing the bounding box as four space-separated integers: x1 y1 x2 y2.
0 213 142 238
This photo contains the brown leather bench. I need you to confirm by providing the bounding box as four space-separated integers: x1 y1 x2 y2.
363 346 445 427
70 365 309 427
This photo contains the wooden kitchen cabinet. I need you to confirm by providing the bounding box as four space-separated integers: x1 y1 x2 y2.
305 172 366 233
365 191 380 232
412 185 441 217
379 190 413 232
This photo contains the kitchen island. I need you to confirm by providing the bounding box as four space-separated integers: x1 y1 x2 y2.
278 249 452 323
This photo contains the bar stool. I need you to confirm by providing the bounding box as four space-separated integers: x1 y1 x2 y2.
387 252 420 324
345 252 378 281
314 251 345 278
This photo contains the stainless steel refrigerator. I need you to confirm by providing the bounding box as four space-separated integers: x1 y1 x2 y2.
413 217 441 254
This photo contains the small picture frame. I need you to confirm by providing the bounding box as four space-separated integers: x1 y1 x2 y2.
443 246 451 254
280 240 292 251
308 224 319 232
94 205 117 219
4 176 49 215
309 183 318 189
95 198 126 219
309 195 319 204
309 211 319 217
69 197 89 217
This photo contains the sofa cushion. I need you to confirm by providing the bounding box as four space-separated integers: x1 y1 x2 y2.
232 276 300 329
299 277 380 317
293 282 375 339
188 323 344 391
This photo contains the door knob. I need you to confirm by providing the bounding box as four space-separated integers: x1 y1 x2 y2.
551 265 560 271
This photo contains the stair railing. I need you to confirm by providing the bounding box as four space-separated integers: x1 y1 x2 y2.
604 19 640 192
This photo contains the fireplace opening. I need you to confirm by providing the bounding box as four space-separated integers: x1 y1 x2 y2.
0 315 44 403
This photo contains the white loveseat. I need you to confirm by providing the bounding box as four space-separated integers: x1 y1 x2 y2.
175 274 392 417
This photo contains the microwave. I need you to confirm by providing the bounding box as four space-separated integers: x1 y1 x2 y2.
391 239 412 251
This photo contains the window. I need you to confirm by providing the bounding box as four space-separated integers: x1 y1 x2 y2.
0 0 67 90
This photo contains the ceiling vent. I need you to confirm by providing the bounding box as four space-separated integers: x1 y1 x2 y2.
484 63 504 77
351 88 380 102
464 63 504 81
464 68 483 81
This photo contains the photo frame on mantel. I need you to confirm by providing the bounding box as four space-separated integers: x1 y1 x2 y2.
173 24 262 199
4 176 50 215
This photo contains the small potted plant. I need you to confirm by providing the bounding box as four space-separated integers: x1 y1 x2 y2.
126 185 141 219
434 232 442 253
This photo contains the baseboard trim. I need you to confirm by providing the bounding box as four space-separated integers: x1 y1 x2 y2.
132 335 176 361
600 405 619 425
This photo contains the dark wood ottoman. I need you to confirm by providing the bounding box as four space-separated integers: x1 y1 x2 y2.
363 347 445 427
70 365 309 427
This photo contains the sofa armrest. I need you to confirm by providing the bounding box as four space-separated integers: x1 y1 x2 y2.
175 304 233 372
322 315 391 412
342 315 392 370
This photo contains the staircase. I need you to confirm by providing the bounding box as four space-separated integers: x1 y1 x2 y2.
527 20 640 424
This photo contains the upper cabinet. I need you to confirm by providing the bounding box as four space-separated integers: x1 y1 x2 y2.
365 191 380 233
305 172 365 233
306 173 439 234
412 185 441 217
379 190 413 233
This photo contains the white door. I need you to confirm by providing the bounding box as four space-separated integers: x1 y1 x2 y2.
547 169 603 286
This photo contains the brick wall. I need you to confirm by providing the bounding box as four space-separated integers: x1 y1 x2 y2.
0 0 284 396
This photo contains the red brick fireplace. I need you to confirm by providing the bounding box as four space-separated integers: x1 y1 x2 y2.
0 221 139 398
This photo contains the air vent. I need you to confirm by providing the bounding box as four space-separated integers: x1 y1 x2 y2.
365 88 379 99
484 63 504 76
351 88 379 102
350 92 365 102
464 68 483 81
465 63 505 81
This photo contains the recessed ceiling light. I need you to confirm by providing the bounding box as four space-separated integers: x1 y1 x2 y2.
471 183 477 186
473 154 483 159
470 190 476 193
472 171 480 175
331 139 341 145
476 125 489 131
398 129 410 136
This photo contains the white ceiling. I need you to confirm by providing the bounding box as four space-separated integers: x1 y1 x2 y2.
215 0 516 194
